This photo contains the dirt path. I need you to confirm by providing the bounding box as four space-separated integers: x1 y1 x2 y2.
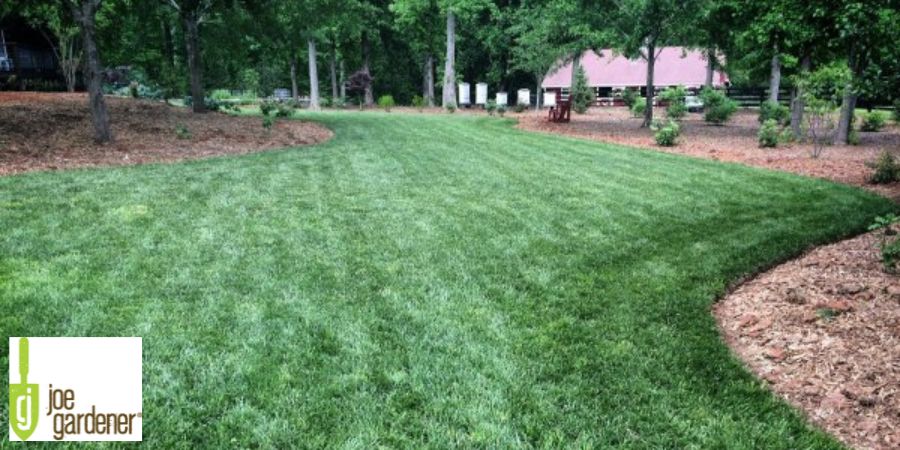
0 92 332 176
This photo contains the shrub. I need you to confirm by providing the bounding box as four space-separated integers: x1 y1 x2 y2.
868 150 900 184
796 63 851 158
259 100 276 116
411 95 426 111
175 124 191 140
571 66 593 114
659 87 687 121
631 98 646 117
262 115 275 131
868 214 900 273
860 111 887 132
446 103 457 113
210 89 233 101
129 81 140 99
620 89 638 108
651 120 680 146
378 95 395 112
486 100 497 116
497 105 507 117
893 100 900 123
513 103 526 113
759 100 790 125
700 88 737 125
275 102 295 118
758 119 780 148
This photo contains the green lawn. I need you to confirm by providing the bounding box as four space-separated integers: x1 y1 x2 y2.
1 112 894 448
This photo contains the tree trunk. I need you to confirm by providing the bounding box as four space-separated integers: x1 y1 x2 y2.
768 51 781 103
290 55 298 100
330 42 338 104
423 53 435 107
835 44 859 144
705 47 715 88
361 32 374 106
72 0 112 143
339 59 346 100
642 44 655 128
183 15 205 113
570 51 581 92
790 54 811 138
534 76 542 111
307 39 320 111
442 11 456 108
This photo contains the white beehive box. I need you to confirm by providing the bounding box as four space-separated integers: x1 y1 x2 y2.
517 88 530 105
475 83 488 105
458 82 471 105
543 91 557 107
496 92 508 106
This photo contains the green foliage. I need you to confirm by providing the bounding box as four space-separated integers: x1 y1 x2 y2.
759 101 789 125
262 115 275 131
259 100 277 116
651 120 680 146
513 103 526 113
758 119 781 148
411 95 426 111
210 89 233 101
659 87 687 120
869 215 900 273
796 64 852 157
571 66 593 114
868 151 900 184
497 105 507 117
700 88 737 125
275 102 295 118
894 100 900 123
860 111 887 132
620 89 638 108
631 97 646 117
485 100 497 116
239 69 261 96
129 82 140 99
445 103 457 114
378 95 396 112
174 124 191 140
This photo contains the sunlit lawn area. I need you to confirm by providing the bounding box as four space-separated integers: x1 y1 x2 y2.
1 112 893 448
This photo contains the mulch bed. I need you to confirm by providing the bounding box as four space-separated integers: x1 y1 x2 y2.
516 108 900 202
715 227 900 450
0 92 332 176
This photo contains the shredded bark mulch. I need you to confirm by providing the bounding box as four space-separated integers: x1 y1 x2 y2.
516 108 900 202
715 227 900 450
0 92 332 176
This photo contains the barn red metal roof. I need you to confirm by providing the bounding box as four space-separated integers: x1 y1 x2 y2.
543 47 728 89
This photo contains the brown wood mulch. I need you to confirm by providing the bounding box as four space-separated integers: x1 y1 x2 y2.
516 107 900 449
0 92 332 176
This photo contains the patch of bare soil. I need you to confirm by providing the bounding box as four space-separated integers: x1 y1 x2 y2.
516 108 900 202
715 226 900 450
0 92 332 175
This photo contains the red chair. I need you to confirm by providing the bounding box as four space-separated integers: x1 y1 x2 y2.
548 91 571 123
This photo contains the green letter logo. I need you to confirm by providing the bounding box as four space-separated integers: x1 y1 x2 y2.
9 338 39 441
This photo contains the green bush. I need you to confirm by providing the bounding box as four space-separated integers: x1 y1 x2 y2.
621 89 638 108
411 95 426 111
497 105 507 117
659 87 687 121
486 100 497 116
860 111 887 132
571 66 593 114
446 103 457 113
210 89 233 101
259 100 276 116
651 120 680 146
513 103 526 113
378 95 396 112
275 102 295 118
869 215 900 273
758 119 780 148
631 98 646 117
868 150 900 184
759 100 790 125
262 115 275 131
701 88 737 125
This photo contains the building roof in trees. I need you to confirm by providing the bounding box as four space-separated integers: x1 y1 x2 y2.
542 47 728 89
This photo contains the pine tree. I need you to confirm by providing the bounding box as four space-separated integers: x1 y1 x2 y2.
572 66 592 114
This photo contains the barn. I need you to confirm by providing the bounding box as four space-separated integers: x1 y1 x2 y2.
542 47 728 105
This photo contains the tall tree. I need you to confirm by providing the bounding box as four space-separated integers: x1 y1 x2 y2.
21 3 81 92
609 0 703 127
391 0 442 106
70 0 112 142
437 0 489 108
165 0 214 113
